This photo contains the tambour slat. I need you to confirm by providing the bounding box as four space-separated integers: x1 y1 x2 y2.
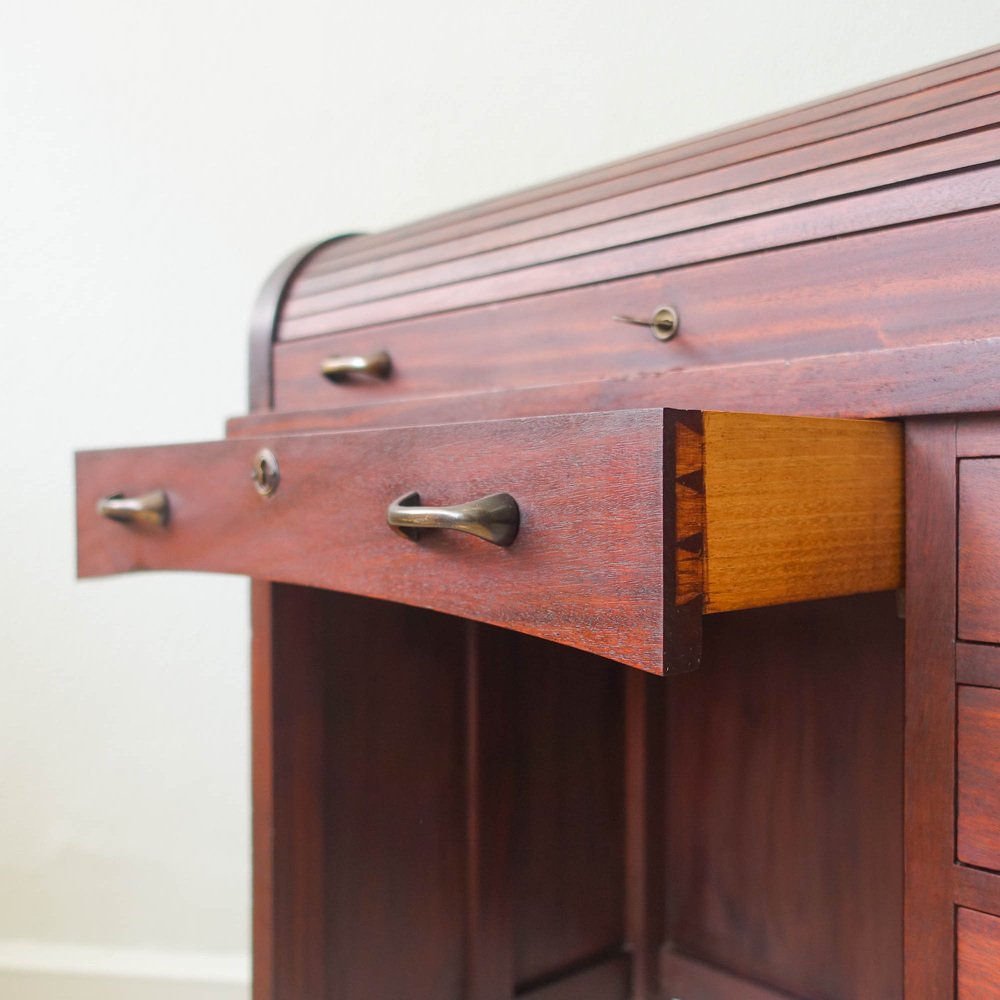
303 49 1000 279
294 88 1000 300
285 125 1000 319
280 161 1000 339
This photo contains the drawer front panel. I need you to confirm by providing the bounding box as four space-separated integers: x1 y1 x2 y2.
960 459 1000 642
959 685 1000 871
958 907 1000 998
272 210 1000 414
77 410 670 673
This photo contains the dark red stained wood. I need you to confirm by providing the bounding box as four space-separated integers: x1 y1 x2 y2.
235 337 1000 444
956 864 1000 917
960 460 1000 643
661 951 799 1000
248 236 358 412
251 582 276 1000
318 592 467 998
76 410 674 673
666 594 904 1000
295 94 1000 298
516 955 630 999
904 418 958 999
253 583 330 1000
465 623 515 1000
273 209 1000 415
507 636 626 988
958 643 1000 688
957 907 1000 998
960 415 1000 457
280 162 1000 338
623 669 665 1000
959 685 1000 871
304 48 1000 277
288 124 1000 317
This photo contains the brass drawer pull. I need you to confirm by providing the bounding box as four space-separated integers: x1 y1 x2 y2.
97 490 170 527
388 490 520 547
321 349 392 382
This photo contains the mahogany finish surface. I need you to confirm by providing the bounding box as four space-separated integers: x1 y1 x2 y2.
77 410 670 671
958 643 1000 688
959 685 1000 872
666 594 904 1000
957 907 1000 999
274 209 1000 415
960 460 1000 643
904 419 958 998
306 45 1000 275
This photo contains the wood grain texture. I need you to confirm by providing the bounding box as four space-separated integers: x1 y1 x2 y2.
274 206 1000 415
243 335 1000 443
960 460 1000 643
904 418 957 999
959 685 1000 871
78 409 903 672
295 92 1000 299
77 410 671 673
667 594 904 1000
281 162 1000 339
958 643 1000 688
464 623 515 1000
507 637 625 988
661 951 800 1000
956 864 1000 917
253 584 330 1000
287 124 1000 318
623 670 665 1000
300 48 1000 281
960 414 1000 457
958 907 1000 998
701 411 903 612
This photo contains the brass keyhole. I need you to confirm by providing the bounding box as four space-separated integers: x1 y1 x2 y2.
251 449 280 496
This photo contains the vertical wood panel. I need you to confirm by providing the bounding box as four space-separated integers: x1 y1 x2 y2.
667 594 904 1000
509 636 626 989
253 583 331 1000
465 623 515 1000
322 593 467 999
904 418 958 998
624 669 665 1000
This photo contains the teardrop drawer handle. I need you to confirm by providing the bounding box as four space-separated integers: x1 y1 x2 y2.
321 350 392 382
387 490 520 547
97 490 170 527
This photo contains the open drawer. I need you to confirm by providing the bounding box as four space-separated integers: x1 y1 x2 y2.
76 408 902 674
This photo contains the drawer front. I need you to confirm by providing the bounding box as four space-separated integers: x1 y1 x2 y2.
77 410 673 673
958 685 1000 870
272 211 1000 414
960 460 1000 642
958 907 1000 998
77 409 903 675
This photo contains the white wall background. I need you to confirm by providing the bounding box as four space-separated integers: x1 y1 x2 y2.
0 2 995 996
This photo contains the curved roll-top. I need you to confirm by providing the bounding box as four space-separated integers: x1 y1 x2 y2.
275 47 1000 343
248 46 1000 419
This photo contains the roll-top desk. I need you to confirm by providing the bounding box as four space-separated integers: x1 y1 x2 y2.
76 46 1000 999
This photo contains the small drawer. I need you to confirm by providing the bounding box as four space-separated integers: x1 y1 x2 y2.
960 460 1000 643
272 212 1000 414
76 409 902 675
959 685 1000 870
958 907 1000 998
